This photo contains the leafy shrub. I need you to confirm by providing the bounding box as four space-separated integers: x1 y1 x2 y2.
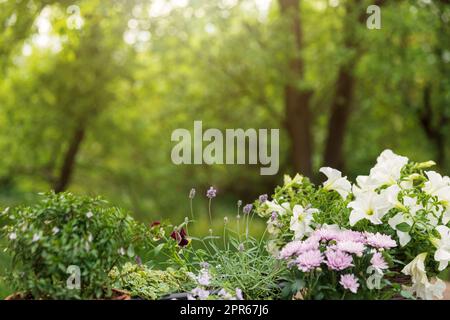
109 263 190 299
0 192 149 299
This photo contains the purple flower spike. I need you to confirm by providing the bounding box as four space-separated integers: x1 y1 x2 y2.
259 194 268 203
243 204 253 215
206 186 217 199
271 212 277 221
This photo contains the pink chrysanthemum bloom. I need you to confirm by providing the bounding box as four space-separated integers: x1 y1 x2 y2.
296 250 324 272
313 227 339 242
339 274 359 294
325 249 354 270
279 241 303 259
370 252 388 272
336 241 365 257
337 230 366 243
279 239 319 259
365 232 397 249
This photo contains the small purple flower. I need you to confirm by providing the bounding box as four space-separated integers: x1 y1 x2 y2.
339 274 360 294
189 188 196 199
259 194 268 203
243 204 253 214
270 211 277 221
235 288 244 300
206 186 217 199
197 269 211 286
190 287 210 300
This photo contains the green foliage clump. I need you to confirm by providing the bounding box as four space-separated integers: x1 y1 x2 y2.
202 237 286 300
109 263 190 300
0 192 147 299
152 215 287 300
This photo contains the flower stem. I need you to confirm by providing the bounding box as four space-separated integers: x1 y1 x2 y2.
190 198 194 220
208 198 212 227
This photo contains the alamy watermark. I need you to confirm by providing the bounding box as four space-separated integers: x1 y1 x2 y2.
171 121 279 175
66 265 81 290
367 5 381 30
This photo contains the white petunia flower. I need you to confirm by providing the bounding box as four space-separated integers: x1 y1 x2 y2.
265 200 291 217
423 171 450 204
354 175 380 193
52 227 60 235
402 253 428 284
348 190 390 226
443 208 450 225
86 211 94 219
404 196 423 216
319 167 352 199
369 149 409 187
401 252 446 300
381 184 403 210
9 232 17 240
433 225 450 271
369 150 409 187
289 205 317 239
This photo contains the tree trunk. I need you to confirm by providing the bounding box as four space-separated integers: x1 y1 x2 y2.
323 0 370 171
323 63 356 171
419 85 447 167
279 0 313 178
54 125 86 193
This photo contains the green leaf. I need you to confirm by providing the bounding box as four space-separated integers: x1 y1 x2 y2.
292 279 305 292
127 245 135 258
153 243 165 256
396 222 411 233
400 290 415 300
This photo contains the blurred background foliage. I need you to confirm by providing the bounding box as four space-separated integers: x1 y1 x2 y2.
0 0 449 297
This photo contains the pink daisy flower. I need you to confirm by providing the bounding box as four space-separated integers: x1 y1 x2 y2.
296 250 324 272
370 252 388 272
325 249 354 271
337 230 366 243
365 232 397 249
336 241 365 257
313 227 339 242
279 239 319 259
339 274 359 294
